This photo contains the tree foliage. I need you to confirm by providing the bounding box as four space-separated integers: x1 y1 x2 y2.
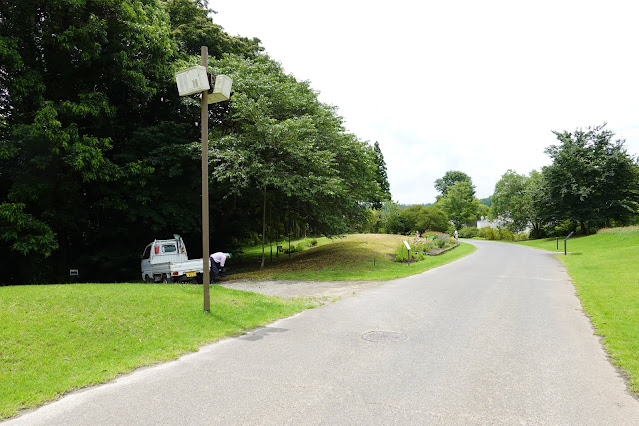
489 125 639 238
437 180 481 229
542 124 639 234
400 205 448 234
434 170 474 199
163 0 262 58
0 0 384 283
490 170 531 234
208 54 381 265
1 0 182 283
371 141 391 208
379 202 404 234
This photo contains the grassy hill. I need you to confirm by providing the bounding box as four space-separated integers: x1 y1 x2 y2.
230 233 475 281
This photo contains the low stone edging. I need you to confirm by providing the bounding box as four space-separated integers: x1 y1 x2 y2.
420 243 460 256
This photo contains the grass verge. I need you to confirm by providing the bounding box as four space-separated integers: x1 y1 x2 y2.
516 227 639 393
230 233 476 281
0 284 314 420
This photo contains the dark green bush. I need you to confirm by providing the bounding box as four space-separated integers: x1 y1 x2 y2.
458 227 479 238
479 226 496 240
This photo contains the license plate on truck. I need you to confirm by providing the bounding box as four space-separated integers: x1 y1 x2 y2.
186 271 196 277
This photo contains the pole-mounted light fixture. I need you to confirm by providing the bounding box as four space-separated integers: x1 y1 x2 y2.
175 47 232 312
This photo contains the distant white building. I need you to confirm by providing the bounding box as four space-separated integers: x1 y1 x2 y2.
477 217 503 229
476 216 531 234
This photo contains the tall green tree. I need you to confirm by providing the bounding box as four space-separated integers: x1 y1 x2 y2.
400 205 448 233
434 170 475 200
208 54 379 266
0 0 179 282
437 181 481 229
525 170 548 238
379 201 404 234
0 0 385 284
0 0 263 283
542 124 639 234
490 169 531 233
490 169 547 237
371 141 391 208
163 0 262 58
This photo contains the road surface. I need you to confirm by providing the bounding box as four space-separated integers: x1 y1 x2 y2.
6 240 639 425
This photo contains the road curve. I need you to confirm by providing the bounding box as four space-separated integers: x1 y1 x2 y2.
6 240 639 425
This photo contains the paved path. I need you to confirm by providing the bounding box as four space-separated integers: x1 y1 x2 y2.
6 240 639 425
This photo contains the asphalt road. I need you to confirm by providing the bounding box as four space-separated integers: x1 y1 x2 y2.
6 240 639 425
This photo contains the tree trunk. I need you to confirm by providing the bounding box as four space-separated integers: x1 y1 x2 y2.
261 186 267 269
533 223 542 239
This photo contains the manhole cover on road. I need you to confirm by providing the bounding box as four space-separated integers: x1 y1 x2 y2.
361 331 408 342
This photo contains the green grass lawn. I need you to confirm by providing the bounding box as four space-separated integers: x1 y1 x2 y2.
0 284 314 420
517 226 639 393
230 233 476 281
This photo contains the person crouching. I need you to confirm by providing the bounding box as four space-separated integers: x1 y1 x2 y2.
209 252 231 284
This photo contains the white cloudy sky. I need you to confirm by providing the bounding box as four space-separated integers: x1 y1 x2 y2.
211 0 639 204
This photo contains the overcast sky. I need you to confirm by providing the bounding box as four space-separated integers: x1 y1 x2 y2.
211 0 639 204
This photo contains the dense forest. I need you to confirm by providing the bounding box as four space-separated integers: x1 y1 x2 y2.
0 0 390 284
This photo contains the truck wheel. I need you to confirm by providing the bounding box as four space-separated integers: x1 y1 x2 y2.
161 274 169 283
144 275 152 283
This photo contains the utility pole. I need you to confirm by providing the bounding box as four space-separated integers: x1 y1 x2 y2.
174 47 232 313
201 46 210 312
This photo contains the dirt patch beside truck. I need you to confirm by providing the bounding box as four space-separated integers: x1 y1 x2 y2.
219 279 385 303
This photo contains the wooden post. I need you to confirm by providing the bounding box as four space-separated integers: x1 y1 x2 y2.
201 46 210 312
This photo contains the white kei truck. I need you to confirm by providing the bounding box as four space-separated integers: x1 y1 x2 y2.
140 236 207 283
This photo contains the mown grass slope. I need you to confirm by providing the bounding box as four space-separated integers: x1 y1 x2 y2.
231 233 475 281
0 284 314 420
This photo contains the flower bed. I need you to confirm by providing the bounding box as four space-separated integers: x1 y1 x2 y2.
394 232 458 262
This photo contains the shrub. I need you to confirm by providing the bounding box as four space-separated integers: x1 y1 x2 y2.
309 239 318 246
434 236 447 248
394 245 425 262
497 228 514 241
283 243 305 254
479 226 496 240
476 226 527 241
458 227 479 238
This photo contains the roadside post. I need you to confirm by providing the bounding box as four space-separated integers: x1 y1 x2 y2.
175 46 232 312
564 231 575 255
404 240 411 265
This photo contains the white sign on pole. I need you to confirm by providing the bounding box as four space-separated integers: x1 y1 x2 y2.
175 66 210 96
403 240 411 250
207 75 233 104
